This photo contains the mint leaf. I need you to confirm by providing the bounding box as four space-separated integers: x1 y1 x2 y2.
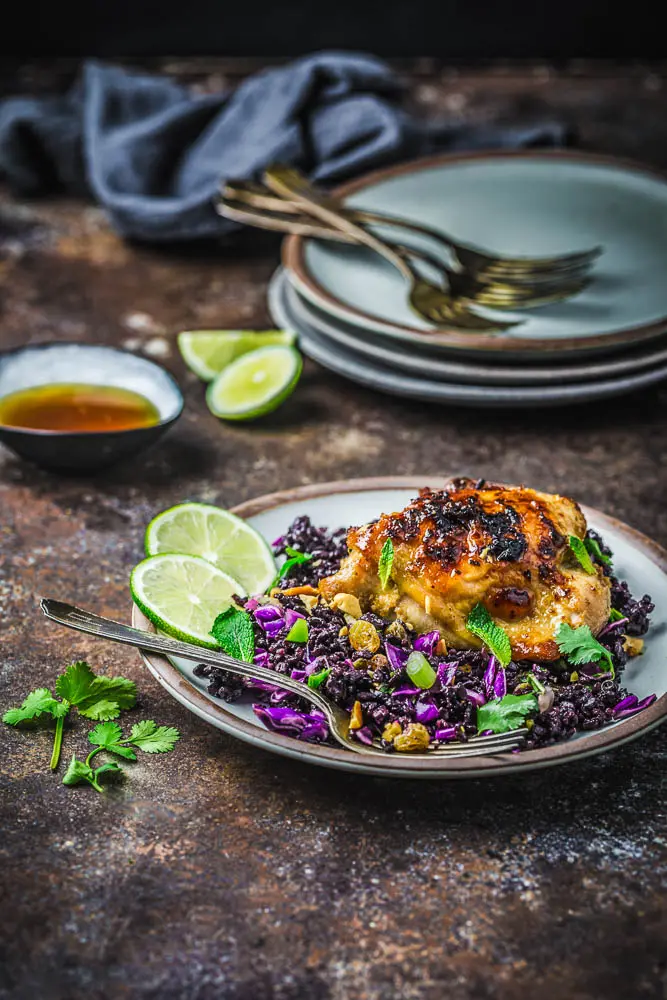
568 535 595 574
378 538 394 590
584 536 612 567
555 622 614 675
128 721 180 754
466 604 512 667
62 755 94 786
477 693 538 734
211 606 255 662
3 688 63 726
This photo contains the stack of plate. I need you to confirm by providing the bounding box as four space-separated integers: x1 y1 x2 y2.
268 151 667 407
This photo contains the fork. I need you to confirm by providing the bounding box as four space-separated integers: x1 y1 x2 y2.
261 166 526 331
40 599 526 759
260 166 602 281
224 179 596 288
217 193 590 311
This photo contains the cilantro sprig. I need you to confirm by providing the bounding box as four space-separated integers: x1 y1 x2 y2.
378 539 394 591
3 661 136 769
477 693 538 734
466 604 512 667
555 622 615 677
63 720 180 793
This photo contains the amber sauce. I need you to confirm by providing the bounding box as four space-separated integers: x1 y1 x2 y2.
0 383 160 433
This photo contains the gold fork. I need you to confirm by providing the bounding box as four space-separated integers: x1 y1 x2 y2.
243 168 602 282
217 192 590 311
40 600 527 759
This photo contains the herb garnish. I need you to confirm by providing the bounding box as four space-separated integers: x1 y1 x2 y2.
3 661 136 769
378 538 394 590
210 606 255 662
555 622 615 676
63 720 179 793
307 666 330 689
609 608 625 622
477 693 538 734
568 535 595 574
584 536 612 567
466 604 512 667
276 546 314 584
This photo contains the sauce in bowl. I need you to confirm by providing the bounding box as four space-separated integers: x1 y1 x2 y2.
0 383 161 433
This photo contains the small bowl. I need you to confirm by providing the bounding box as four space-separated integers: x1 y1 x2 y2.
0 342 183 472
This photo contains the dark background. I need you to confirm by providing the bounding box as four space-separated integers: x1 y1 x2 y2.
2 0 665 58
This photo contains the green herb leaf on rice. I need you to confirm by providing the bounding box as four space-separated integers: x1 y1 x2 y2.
477 693 539 734
568 535 596 574
378 538 394 591
466 603 512 667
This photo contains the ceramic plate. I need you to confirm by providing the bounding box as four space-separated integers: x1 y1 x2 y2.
133 477 667 779
277 268 667 387
269 268 667 408
283 151 667 358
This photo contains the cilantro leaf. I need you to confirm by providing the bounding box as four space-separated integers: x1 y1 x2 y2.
477 693 538 734
128 720 180 754
378 539 394 591
568 535 596 574
93 761 123 779
88 721 123 747
555 623 614 675
62 755 94 786
210 606 255 662
55 661 97 703
55 661 136 719
2 688 63 726
277 547 314 583
584 536 612 567
466 604 512 667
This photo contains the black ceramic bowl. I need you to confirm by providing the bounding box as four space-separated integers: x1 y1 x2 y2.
0 343 184 472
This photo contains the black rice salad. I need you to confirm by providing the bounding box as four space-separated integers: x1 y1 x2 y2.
194 519 656 752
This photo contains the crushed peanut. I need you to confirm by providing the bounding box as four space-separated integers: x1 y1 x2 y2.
369 654 388 672
331 593 362 618
435 638 448 656
299 594 319 613
623 635 645 657
279 585 320 597
349 700 363 730
394 723 430 753
382 721 402 743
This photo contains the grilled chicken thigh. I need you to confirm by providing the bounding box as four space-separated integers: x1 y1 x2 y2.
319 478 610 661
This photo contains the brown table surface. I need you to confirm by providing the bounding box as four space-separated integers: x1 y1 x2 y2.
1 60 667 1000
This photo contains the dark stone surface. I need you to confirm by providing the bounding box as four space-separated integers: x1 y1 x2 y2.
1 61 666 1000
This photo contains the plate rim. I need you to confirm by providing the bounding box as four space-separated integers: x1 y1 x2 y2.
269 268 667 408
133 476 667 779
281 270 667 386
282 149 667 356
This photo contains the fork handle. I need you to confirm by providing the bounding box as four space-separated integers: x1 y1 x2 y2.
263 165 417 284
39 599 330 710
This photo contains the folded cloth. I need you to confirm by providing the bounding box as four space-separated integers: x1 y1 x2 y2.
0 53 568 244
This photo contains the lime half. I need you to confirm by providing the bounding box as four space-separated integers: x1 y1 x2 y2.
131 553 246 648
145 502 276 595
178 329 295 381
206 344 302 421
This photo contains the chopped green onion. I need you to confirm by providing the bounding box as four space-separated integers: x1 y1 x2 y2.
527 672 545 695
405 651 436 689
285 618 309 643
609 608 625 622
307 667 330 689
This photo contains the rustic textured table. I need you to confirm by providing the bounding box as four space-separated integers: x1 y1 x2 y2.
1 61 667 1000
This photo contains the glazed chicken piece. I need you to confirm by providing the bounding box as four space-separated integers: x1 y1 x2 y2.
319 478 610 661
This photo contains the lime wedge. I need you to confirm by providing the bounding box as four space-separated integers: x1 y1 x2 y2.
131 553 245 648
178 329 295 381
145 502 276 595
206 344 302 421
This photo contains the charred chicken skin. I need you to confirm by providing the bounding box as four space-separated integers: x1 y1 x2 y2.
319 478 610 661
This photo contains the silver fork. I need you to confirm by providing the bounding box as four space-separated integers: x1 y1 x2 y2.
40 599 526 759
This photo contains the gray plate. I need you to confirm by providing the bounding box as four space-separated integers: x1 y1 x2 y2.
132 478 667 779
269 268 667 407
283 151 667 358
282 270 667 387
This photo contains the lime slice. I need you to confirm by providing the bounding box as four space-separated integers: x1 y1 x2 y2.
206 344 302 421
131 553 245 648
145 502 276 595
178 329 295 381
